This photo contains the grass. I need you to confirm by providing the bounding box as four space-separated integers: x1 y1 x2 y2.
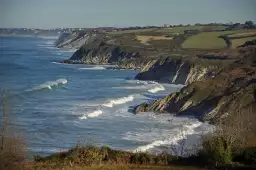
107 28 157 35
227 31 256 38
157 25 227 34
136 35 172 45
231 36 256 49
181 29 256 49
181 32 228 49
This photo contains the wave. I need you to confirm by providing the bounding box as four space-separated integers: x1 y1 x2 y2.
78 110 103 120
148 84 165 93
78 66 105 70
103 95 134 108
127 80 153 85
133 122 202 153
26 79 67 92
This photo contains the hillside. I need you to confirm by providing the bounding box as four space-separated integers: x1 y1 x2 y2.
135 46 256 123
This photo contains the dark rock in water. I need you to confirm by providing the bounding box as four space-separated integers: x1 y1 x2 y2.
134 103 149 114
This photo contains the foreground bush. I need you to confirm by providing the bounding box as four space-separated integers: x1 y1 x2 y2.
199 135 232 165
34 145 178 166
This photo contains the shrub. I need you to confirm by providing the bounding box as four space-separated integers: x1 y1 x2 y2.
199 135 232 165
0 90 27 170
233 147 256 165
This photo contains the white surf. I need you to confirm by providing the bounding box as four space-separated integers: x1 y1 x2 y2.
103 95 134 108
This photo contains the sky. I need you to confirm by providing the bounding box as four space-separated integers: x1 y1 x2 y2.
1 0 256 28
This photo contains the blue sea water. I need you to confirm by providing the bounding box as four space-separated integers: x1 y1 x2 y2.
0 36 212 157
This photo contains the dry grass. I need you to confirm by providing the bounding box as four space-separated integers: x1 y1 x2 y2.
136 35 172 45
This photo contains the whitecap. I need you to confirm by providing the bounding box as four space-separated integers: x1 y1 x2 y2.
26 78 67 92
79 110 103 120
148 84 165 93
133 122 202 153
78 66 105 70
103 95 134 108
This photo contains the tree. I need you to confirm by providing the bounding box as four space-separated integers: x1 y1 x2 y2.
245 21 254 29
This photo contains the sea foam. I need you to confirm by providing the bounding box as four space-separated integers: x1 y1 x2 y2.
78 66 105 70
79 110 103 120
103 95 134 108
134 122 202 152
148 84 165 93
26 78 67 92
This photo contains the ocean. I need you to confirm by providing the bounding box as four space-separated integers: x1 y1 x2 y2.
0 36 212 157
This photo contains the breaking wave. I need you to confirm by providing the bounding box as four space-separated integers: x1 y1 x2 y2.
78 66 105 70
26 79 67 92
79 110 103 120
103 95 134 107
133 122 202 152
148 84 165 93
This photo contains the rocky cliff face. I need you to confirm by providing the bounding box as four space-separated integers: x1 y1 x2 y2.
135 57 221 84
55 31 89 50
64 33 153 69
135 49 256 122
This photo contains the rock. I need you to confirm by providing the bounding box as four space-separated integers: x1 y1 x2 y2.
135 56 222 85
134 49 256 123
134 103 149 113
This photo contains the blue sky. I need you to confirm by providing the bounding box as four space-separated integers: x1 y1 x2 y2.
1 0 256 28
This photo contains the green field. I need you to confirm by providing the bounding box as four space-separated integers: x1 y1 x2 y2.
157 25 227 34
182 29 256 49
227 31 256 38
231 36 256 49
181 32 227 49
107 28 157 35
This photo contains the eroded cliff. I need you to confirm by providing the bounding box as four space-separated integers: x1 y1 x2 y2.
135 49 256 122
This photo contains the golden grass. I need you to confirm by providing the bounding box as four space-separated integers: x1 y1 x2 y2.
136 35 172 45
231 36 256 49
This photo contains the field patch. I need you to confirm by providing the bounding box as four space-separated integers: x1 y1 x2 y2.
181 32 227 49
231 36 256 49
228 31 256 38
136 35 172 45
107 28 157 35
157 25 227 34
181 29 256 49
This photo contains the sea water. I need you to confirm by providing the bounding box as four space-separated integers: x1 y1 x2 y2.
0 36 213 157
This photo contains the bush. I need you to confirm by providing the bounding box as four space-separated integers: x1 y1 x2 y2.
233 147 256 165
199 135 232 165
0 90 27 170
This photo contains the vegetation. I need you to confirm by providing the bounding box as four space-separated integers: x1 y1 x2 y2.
182 29 256 49
107 28 158 35
230 37 256 49
156 25 227 34
136 35 172 45
0 90 27 170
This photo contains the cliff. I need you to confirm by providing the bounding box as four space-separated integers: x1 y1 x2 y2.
135 48 256 122
63 33 159 69
55 30 89 50
135 57 223 84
